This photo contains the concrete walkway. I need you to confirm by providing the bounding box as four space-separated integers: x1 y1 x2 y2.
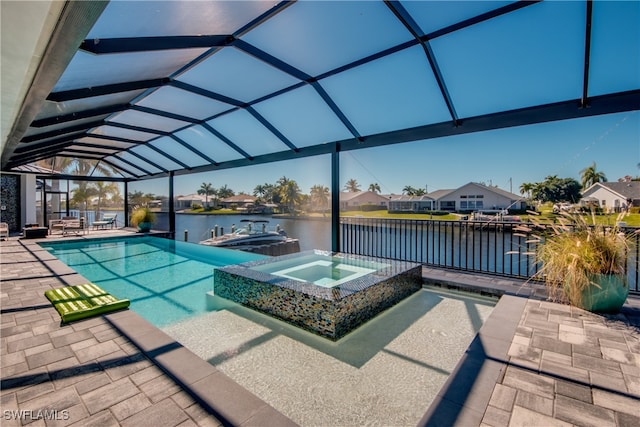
1 233 639 426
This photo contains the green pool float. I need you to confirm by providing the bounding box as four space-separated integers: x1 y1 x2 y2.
45 283 130 323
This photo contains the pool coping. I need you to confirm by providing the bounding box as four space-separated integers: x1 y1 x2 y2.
219 249 420 298
418 268 538 426
103 310 296 426
418 291 527 426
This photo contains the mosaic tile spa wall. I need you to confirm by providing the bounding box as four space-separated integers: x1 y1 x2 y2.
214 254 423 340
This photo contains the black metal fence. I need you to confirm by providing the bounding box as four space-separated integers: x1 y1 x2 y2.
340 217 640 294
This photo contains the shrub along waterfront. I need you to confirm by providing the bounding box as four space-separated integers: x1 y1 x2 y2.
183 207 640 226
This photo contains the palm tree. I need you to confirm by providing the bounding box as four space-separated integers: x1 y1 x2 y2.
216 184 234 199
37 157 115 177
403 185 417 196
368 183 381 193
198 182 215 207
414 188 426 196
109 186 123 206
128 191 154 206
37 158 77 219
37 158 117 222
519 182 534 199
580 162 607 188
277 176 291 188
70 182 97 213
280 179 301 214
262 183 277 204
93 181 118 216
344 179 360 192
253 184 268 203
310 185 330 216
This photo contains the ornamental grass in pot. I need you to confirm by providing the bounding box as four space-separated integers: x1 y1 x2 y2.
130 206 155 232
520 211 633 313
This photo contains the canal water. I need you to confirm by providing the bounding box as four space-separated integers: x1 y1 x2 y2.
173 214 531 275
175 213 331 251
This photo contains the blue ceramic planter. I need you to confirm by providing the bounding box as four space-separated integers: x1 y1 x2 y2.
137 222 152 233
567 274 628 313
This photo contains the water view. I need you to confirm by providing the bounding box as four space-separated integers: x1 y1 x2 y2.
174 213 527 267
175 213 331 251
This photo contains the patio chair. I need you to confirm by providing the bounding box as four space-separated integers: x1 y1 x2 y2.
93 213 117 230
0 222 8 240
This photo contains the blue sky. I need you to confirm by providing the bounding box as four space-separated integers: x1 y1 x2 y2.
128 1 639 199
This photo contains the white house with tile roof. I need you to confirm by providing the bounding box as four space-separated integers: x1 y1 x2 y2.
220 194 258 209
432 182 526 212
175 194 208 210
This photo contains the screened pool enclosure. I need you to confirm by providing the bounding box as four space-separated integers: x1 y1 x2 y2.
2 0 639 253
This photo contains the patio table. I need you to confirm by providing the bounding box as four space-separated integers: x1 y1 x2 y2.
23 226 48 239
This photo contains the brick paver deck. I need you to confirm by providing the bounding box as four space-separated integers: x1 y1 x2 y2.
1 233 294 427
422 268 640 427
2 233 639 426
1 236 225 426
484 300 640 427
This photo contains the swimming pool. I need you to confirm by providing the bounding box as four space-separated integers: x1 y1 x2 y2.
41 236 265 327
168 286 497 426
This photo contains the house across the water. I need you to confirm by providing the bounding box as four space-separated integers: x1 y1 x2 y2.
388 195 435 213
581 181 640 212
384 182 526 213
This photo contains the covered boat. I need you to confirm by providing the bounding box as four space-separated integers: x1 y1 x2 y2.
199 220 288 248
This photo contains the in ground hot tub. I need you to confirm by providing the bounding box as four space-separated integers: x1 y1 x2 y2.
213 250 422 340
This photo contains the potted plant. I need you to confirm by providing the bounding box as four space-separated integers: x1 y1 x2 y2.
130 206 155 233
523 211 633 313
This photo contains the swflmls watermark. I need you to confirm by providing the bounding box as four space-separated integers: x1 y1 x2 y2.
3 409 70 421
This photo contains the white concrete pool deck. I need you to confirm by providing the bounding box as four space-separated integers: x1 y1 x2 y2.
1 229 639 426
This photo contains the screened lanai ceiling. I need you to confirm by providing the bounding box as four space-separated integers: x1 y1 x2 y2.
2 0 639 180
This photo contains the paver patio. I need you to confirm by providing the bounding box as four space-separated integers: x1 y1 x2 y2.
1 232 294 427
485 300 640 427
1 236 224 426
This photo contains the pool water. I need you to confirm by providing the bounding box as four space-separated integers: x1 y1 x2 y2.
277 261 371 287
41 236 265 327
166 286 497 425
252 253 390 288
